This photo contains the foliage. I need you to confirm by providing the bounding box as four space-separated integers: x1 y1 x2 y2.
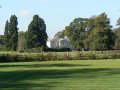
117 18 120 26
4 20 9 49
64 13 115 51
0 51 120 62
114 17 120 50
17 31 26 52
44 47 71 52
26 15 48 50
91 13 115 50
4 15 18 51
54 31 64 38
9 15 18 51
25 47 46 53
64 18 88 50
2 13 120 52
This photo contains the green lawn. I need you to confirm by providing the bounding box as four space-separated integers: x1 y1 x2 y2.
0 60 120 90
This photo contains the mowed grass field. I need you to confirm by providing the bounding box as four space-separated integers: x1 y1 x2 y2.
0 60 120 90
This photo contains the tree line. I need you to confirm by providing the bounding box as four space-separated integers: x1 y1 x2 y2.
3 15 47 52
1 12 120 52
56 12 120 51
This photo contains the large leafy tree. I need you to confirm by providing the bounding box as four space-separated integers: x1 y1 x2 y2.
64 13 115 51
64 18 88 50
26 15 48 50
4 15 18 51
88 13 115 50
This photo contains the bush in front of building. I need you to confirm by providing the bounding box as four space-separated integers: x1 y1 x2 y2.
44 47 71 52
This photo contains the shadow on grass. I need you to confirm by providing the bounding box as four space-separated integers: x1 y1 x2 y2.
0 63 120 89
0 63 91 68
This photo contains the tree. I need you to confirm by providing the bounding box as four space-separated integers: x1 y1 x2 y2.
117 18 120 26
114 28 120 49
114 17 120 50
4 20 10 49
4 15 18 51
64 18 88 50
0 35 5 50
17 31 26 52
88 13 115 50
26 15 48 50
83 16 96 50
64 13 115 51
54 31 64 38
9 15 18 51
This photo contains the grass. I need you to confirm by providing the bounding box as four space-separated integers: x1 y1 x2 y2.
0 60 120 89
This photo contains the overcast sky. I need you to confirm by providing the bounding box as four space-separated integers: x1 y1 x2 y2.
0 0 120 37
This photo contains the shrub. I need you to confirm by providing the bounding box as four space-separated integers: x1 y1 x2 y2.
75 52 84 60
0 50 120 62
86 53 96 60
63 53 72 60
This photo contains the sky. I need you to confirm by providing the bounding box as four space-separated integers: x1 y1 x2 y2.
0 0 120 37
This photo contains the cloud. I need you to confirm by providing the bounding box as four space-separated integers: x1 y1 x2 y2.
19 10 30 17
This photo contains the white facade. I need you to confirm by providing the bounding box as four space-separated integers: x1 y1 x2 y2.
47 36 73 49
47 41 51 48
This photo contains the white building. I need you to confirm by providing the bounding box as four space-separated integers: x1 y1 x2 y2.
47 36 73 49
